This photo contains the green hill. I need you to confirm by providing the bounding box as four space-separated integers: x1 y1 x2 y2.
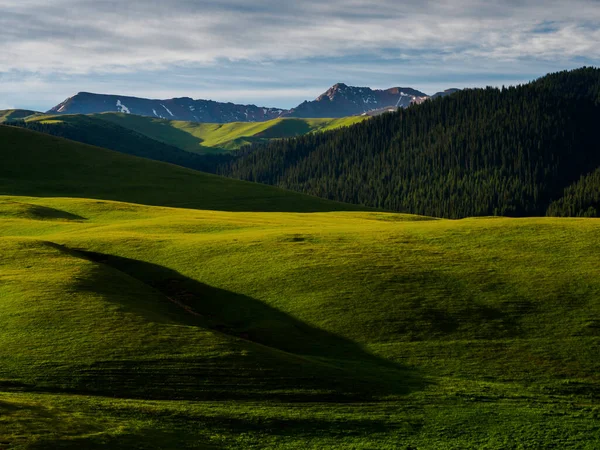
0 125 365 212
1 195 599 448
0 109 40 123
10 113 224 172
26 112 366 153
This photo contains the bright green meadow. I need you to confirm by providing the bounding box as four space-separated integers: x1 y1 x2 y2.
0 126 599 448
26 113 367 153
0 110 39 124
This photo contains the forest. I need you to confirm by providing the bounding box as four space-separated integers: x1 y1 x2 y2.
217 68 600 218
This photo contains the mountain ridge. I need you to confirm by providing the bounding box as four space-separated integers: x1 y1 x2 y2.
48 83 458 123
283 83 430 118
49 92 287 124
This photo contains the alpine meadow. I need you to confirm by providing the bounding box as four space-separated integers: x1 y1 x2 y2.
2 0 600 448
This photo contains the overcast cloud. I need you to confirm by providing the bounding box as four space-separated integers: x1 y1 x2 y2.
1 0 599 110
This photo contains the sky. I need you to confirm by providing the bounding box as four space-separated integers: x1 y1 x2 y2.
1 0 599 111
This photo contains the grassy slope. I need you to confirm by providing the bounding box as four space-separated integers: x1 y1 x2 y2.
0 109 40 123
88 113 367 153
1 195 599 448
0 125 364 213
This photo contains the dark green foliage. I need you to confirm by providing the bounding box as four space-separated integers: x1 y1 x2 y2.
547 167 600 217
216 68 600 218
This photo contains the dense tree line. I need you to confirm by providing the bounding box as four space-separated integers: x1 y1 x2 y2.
215 68 600 218
547 168 600 217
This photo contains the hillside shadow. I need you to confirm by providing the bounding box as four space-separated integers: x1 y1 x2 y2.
0 200 86 221
94 113 208 151
54 246 426 400
256 119 312 138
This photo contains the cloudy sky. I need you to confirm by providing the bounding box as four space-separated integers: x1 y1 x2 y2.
2 0 599 111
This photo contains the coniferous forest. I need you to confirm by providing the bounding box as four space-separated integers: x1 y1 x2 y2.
216 68 600 218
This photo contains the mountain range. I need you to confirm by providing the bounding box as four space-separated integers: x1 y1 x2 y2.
48 84 459 123
49 92 287 123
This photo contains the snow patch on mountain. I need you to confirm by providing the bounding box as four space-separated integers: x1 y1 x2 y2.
116 100 130 114
161 104 174 117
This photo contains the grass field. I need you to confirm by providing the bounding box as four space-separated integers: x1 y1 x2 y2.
53 113 366 153
1 196 599 448
1 126 599 448
0 125 364 213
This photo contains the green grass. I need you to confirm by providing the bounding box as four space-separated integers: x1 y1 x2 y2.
0 194 599 448
86 113 367 153
0 125 365 213
0 109 40 123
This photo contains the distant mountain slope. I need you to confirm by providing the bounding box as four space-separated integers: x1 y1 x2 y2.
16 113 365 157
10 113 219 171
49 92 287 123
0 125 365 212
284 83 430 118
215 67 600 218
93 113 366 152
0 109 40 123
47 85 459 123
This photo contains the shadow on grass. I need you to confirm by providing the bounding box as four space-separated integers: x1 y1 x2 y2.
42 244 426 401
0 200 87 221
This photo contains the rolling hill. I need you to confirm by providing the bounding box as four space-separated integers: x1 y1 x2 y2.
14 113 367 155
0 125 365 212
1 194 599 448
0 109 40 123
92 113 367 152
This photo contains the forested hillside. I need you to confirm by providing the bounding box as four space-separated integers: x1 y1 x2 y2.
217 68 600 218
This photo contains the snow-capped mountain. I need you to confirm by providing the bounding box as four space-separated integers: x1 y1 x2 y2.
48 92 287 123
283 83 430 118
48 85 459 123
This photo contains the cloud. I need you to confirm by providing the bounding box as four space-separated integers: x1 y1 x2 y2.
2 0 599 74
1 0 599 110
